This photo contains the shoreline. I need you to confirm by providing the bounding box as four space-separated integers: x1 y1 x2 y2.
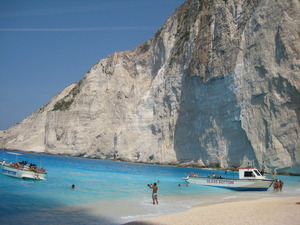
1 149 299 176
125 197 300 225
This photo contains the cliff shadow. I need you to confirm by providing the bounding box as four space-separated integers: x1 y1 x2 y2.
173 74 256 167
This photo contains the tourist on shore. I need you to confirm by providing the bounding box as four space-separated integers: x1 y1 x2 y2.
273 180 280 193
148 183 158 205
279 180 284 192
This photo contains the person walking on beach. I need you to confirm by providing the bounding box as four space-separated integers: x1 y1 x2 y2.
148 183 158 205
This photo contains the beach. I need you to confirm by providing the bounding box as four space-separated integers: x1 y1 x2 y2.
125 197 300 225
1 152 299 225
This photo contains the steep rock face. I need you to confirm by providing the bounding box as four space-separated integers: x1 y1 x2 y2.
1 0 299 174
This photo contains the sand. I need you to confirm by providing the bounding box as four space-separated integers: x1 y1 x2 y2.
125 197 300 225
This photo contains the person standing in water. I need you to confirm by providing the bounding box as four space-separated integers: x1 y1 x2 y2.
148 183 158 205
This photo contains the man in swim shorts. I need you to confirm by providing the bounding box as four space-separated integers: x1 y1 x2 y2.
148 183 158 205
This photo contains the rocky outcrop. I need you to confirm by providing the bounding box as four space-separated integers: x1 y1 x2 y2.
1 0 299 174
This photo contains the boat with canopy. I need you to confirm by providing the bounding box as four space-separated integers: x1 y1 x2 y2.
183 167 274 191
1 152 47 180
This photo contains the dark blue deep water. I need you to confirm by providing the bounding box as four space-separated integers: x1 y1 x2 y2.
0 150 299 225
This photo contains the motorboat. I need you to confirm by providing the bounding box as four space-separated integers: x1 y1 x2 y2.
1 152 47 180
183 167 274 191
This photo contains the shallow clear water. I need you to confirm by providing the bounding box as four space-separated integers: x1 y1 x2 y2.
1 150 299 225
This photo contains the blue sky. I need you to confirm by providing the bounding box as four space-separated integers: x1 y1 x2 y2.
0 0 185 130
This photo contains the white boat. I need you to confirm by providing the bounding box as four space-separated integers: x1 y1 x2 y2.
183 167 274 191
1 152 47 180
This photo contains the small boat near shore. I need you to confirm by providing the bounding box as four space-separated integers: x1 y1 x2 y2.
183 167 274 191
1 152 47 180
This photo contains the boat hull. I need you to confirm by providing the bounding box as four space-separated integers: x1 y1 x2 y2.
184 176 274 191
2 164 47 180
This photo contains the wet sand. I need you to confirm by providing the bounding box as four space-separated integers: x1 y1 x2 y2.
125 197 300 225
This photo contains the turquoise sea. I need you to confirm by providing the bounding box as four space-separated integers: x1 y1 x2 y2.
0 150 299 225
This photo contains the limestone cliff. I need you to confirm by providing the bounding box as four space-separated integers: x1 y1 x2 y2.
1 0 299 174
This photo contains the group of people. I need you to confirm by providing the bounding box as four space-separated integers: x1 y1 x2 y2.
273 179 284 192
189 172 200 177
178 183 188 188
148 181 190 205
12 161 45 172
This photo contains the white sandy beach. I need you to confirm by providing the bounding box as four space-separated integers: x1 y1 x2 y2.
125 197 300 225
